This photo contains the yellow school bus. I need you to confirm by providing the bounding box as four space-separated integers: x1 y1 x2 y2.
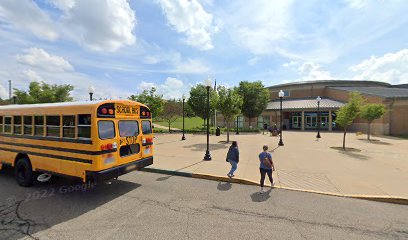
0 100 154 186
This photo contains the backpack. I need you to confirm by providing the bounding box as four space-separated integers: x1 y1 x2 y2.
263 156 272 169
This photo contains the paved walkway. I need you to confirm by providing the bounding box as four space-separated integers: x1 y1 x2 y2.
153 123 180 131
149 131 408 200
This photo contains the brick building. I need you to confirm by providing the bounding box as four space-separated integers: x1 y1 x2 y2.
217 80 408 136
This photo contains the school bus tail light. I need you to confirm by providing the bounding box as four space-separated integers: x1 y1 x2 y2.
101 143 116 151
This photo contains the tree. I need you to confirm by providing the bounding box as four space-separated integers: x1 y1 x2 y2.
216 86 243 142
160 99 183 132
237 81 269 128
335 92 364 150
360 104 386 140
187 84 218 127
129 87 165 118
14 81 74 104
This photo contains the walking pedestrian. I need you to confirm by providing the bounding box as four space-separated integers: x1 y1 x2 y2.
259 145 275 192
226 141 239 178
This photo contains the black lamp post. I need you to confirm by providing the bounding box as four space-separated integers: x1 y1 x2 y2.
278 90 284 146
203 78 212 161
316 96 321 139
182 94 186 141
88 86 95 101
236 116 239 135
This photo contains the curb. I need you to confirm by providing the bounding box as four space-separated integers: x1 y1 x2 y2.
142 167 408 205
141 167 192 178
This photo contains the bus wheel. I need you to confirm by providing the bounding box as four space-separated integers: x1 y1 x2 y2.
14 158 34 187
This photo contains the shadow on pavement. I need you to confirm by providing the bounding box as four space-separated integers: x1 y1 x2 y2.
217 182 232 191
358 139 392 145
250 189 272 202
338 151 370 160
0 168 140 240
183 143 229 151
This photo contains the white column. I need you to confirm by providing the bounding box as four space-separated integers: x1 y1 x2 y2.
329 110 332 131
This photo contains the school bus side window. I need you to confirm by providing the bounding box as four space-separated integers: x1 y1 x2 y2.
142 120 152 134
4 116 11 133
46 116 60 137
78 114 91 139
24 116 33 135
98 121 115 140
14 116 22 134
34 116 44 136
63 115 75 138
0 116 3 132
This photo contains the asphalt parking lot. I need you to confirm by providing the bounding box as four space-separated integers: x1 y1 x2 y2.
1 169 408 240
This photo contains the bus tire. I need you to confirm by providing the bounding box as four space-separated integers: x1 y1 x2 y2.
14 157 34 187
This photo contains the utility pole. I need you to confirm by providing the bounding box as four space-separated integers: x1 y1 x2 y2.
8 80 11 100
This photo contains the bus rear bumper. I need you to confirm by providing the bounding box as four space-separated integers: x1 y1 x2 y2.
86 156 153 182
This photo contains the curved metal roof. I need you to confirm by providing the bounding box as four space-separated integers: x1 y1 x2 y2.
266 98 345 110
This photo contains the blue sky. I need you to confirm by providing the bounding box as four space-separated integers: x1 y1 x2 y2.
1 0 408 100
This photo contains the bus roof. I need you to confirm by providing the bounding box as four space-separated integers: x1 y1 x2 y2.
0 100 148 110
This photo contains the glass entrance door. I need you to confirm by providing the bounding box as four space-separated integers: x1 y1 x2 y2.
319 116 329 129
305 116 317 129
291 116 301 129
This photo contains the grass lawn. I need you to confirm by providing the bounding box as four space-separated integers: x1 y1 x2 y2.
154 117 205 130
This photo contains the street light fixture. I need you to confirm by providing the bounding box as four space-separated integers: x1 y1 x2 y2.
88 86 95 101
182 94 186 141
278 90 284 146
316 96 322 139
203 78 212 161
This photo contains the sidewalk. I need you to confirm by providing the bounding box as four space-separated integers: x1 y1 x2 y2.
147 132 408 202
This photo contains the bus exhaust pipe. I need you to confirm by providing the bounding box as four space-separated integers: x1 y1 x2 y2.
37 173 52 182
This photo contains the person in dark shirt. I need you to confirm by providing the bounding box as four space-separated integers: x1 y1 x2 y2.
258 145 275 192
226 141 239 178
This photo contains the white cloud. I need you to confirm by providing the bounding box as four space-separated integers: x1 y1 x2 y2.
0 83 8 99
137 77 189 99
143 56 161 65
138 81 157 91
248 57 260 66
171 58 210 74
59 0 136 52
297 62 334 80
158 0 218 50
16 48 74 72
223 0 408 63
284 61 335 81
344 0 369 9
0 0 58 40
350 49 408 84
47 0 75 11
282 61 298 68
22 70 45 82
225 0 293 55
160 77 186 99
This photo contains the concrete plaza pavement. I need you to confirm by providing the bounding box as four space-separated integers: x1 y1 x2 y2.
149 131 408 201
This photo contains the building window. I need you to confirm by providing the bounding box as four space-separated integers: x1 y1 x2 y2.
13 116 22 134
46 116 60 137
4 116 11 133
283 90 290 97
34 116 44 136
24 116 33 135
234 116 244 129
63 115 75 138
78 114 91 139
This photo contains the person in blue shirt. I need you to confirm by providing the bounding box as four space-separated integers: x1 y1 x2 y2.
259 145 275 192
226 141 239 178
